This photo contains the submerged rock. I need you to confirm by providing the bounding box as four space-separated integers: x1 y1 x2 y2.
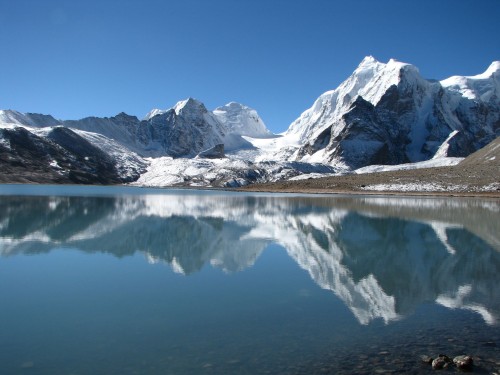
420 355 433 364
453 355 473 370
432 354 452 369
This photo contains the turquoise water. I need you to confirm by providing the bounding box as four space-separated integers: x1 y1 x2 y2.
0 185 499 374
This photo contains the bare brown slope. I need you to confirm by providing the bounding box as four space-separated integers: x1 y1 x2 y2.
459 136 500 167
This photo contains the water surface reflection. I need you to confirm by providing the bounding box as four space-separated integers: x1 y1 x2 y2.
1 189 499 326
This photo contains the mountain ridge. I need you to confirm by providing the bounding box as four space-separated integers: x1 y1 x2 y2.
1 56 499 188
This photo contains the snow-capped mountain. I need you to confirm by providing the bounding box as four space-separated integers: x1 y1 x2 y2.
59 98 227 158
285 57 500 169
1 57 499 186
59 98 271 156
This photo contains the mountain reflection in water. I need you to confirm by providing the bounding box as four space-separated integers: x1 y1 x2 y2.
1 192 499 326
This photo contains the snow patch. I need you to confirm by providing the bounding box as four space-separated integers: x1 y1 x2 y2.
354 157 463 174
361 182 500 193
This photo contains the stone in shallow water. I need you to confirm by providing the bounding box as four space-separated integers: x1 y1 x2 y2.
432 354 451 369
420 355 433 364
453 355 473 370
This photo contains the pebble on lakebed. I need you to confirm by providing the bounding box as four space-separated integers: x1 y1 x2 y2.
431 355 452 370
421 354 474 371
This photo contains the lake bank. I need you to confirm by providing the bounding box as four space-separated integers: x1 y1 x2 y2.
238 164 500 198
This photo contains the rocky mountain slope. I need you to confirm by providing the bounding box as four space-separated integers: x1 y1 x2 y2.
458 135 500 167
0 126 146 184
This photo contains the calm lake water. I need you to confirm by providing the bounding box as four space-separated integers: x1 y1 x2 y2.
0 185 499 374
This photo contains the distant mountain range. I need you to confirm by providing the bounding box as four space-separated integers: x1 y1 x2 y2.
1 57 499 186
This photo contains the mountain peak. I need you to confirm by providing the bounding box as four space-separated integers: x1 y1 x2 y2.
388 58 415 71
143 98 208 121
224 102 247 110
213 102 273 138
173 97 206 115
358 55 379 67
355 56 416 75
481 61 500 78
143 108 167 121
114 112 139 122
355 56 383 73
215 101 250 113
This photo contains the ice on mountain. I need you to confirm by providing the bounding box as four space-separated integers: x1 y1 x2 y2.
213 102 274 138
441 61 500 102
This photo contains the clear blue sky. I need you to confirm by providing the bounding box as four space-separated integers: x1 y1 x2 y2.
1 0 499 133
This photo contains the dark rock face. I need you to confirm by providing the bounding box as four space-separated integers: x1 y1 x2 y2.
0 127 142 184
0 127 68 183
326 95 411 169
197 143 225 159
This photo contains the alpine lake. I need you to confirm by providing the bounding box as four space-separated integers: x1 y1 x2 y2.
0 184 499 375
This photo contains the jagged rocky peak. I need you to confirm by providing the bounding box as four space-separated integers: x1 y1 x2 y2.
143 108 168 121
286 56 425 143
213 101 273 138
143 98 213 124
353 57 423 105
114 112 139 122
173 97 208 116
143 98 207 121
